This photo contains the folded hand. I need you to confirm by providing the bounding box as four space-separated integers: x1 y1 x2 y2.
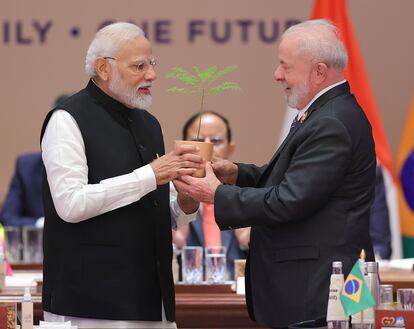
173 162 221 204
151 144 203 185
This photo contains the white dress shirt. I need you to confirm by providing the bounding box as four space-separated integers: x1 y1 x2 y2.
41 109 185 328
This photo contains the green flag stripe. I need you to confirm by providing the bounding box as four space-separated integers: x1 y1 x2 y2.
340 261 375 316
403 236 414 257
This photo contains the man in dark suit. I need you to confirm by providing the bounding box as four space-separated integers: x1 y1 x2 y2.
173 111 249 279
174 19 376 328
0 153 43 227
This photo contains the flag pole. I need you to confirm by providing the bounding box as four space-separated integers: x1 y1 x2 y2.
360 249 366 327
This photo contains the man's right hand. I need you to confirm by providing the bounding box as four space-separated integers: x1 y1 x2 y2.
211 157 238 185
151 145 203 185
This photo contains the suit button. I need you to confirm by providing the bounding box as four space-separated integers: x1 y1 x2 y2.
127 117 133 123
154 200 158 207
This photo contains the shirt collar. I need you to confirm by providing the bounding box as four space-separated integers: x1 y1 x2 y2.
297 80 347 119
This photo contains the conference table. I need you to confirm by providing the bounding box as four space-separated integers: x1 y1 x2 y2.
0 268 264 328
1 267 414 328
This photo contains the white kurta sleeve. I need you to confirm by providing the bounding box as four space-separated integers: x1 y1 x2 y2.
41 110 158 223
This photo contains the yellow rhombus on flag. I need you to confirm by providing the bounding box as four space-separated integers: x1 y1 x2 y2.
340 261 375 316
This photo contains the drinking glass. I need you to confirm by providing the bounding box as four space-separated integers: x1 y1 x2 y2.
4 226 22 262
234 259 246 280
205 246 227 284
379 284 394 310
397 288 413 310
181 246 203 284
22 227 43 262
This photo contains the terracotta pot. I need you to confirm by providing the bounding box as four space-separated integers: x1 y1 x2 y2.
174 140 213 177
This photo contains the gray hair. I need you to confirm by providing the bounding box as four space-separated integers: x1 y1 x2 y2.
85 22 145 77
282 19 348 69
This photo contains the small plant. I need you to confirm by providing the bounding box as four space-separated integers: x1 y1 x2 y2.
165 65 241 139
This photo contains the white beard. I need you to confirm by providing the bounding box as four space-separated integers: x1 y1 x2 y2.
285 80 310 109
109 67 153 110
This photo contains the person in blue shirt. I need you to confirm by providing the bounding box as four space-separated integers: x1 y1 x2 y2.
173 111 250 279
0 152 44 227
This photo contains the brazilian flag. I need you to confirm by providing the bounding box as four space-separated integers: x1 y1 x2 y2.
340 261 375 316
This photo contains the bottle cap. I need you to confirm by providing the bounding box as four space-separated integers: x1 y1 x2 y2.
332 261 342 268
366 261 379 273
23 287 32 302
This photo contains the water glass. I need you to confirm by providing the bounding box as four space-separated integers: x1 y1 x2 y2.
205 246 227 284
397 288 413 310
181 246 203 284
22 226 43 262
379 284 394 309
4 226 22 262
234 259 246 280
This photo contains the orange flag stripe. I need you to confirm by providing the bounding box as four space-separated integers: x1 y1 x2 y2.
310 0 394 178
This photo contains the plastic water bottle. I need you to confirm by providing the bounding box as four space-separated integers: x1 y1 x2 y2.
327 261 349 329
22 286 33 329
366 262 380 306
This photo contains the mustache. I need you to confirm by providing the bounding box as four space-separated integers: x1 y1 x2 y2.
138 82 153 89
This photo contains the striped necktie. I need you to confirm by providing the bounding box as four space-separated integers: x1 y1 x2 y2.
289 114 299 132
202 203 222 247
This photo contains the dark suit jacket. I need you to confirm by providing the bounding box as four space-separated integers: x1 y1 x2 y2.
0 153 43 226
186 209 246 279
215 82 376 328
369 166 392 259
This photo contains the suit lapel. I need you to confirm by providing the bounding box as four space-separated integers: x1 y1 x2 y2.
258 82 351 185
303 81 350 121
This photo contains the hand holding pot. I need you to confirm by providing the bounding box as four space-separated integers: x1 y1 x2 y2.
151 144 203 185
211 156 238 185
173 162 221 204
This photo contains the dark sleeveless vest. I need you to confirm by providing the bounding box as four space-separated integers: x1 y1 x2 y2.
40 80 175 321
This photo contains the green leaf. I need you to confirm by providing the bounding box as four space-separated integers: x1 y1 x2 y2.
167 87 196 95
165 67 200 86
208 82 241 95
194 65 217 82
206 65 238 87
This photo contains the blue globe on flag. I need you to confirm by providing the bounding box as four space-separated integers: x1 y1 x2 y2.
342 273 363 303
344 279 360 295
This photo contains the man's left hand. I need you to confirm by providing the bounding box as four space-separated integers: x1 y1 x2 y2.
173 162 221 204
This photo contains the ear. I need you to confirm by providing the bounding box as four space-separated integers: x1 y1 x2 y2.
313 62 328 84
95 57 111 81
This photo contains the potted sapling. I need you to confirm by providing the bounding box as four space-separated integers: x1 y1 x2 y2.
165 65 240 176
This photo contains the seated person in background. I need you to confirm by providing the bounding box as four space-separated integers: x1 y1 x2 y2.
0 94 71 228
370 165 392 259
173 111 250 279
0 152 43 227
